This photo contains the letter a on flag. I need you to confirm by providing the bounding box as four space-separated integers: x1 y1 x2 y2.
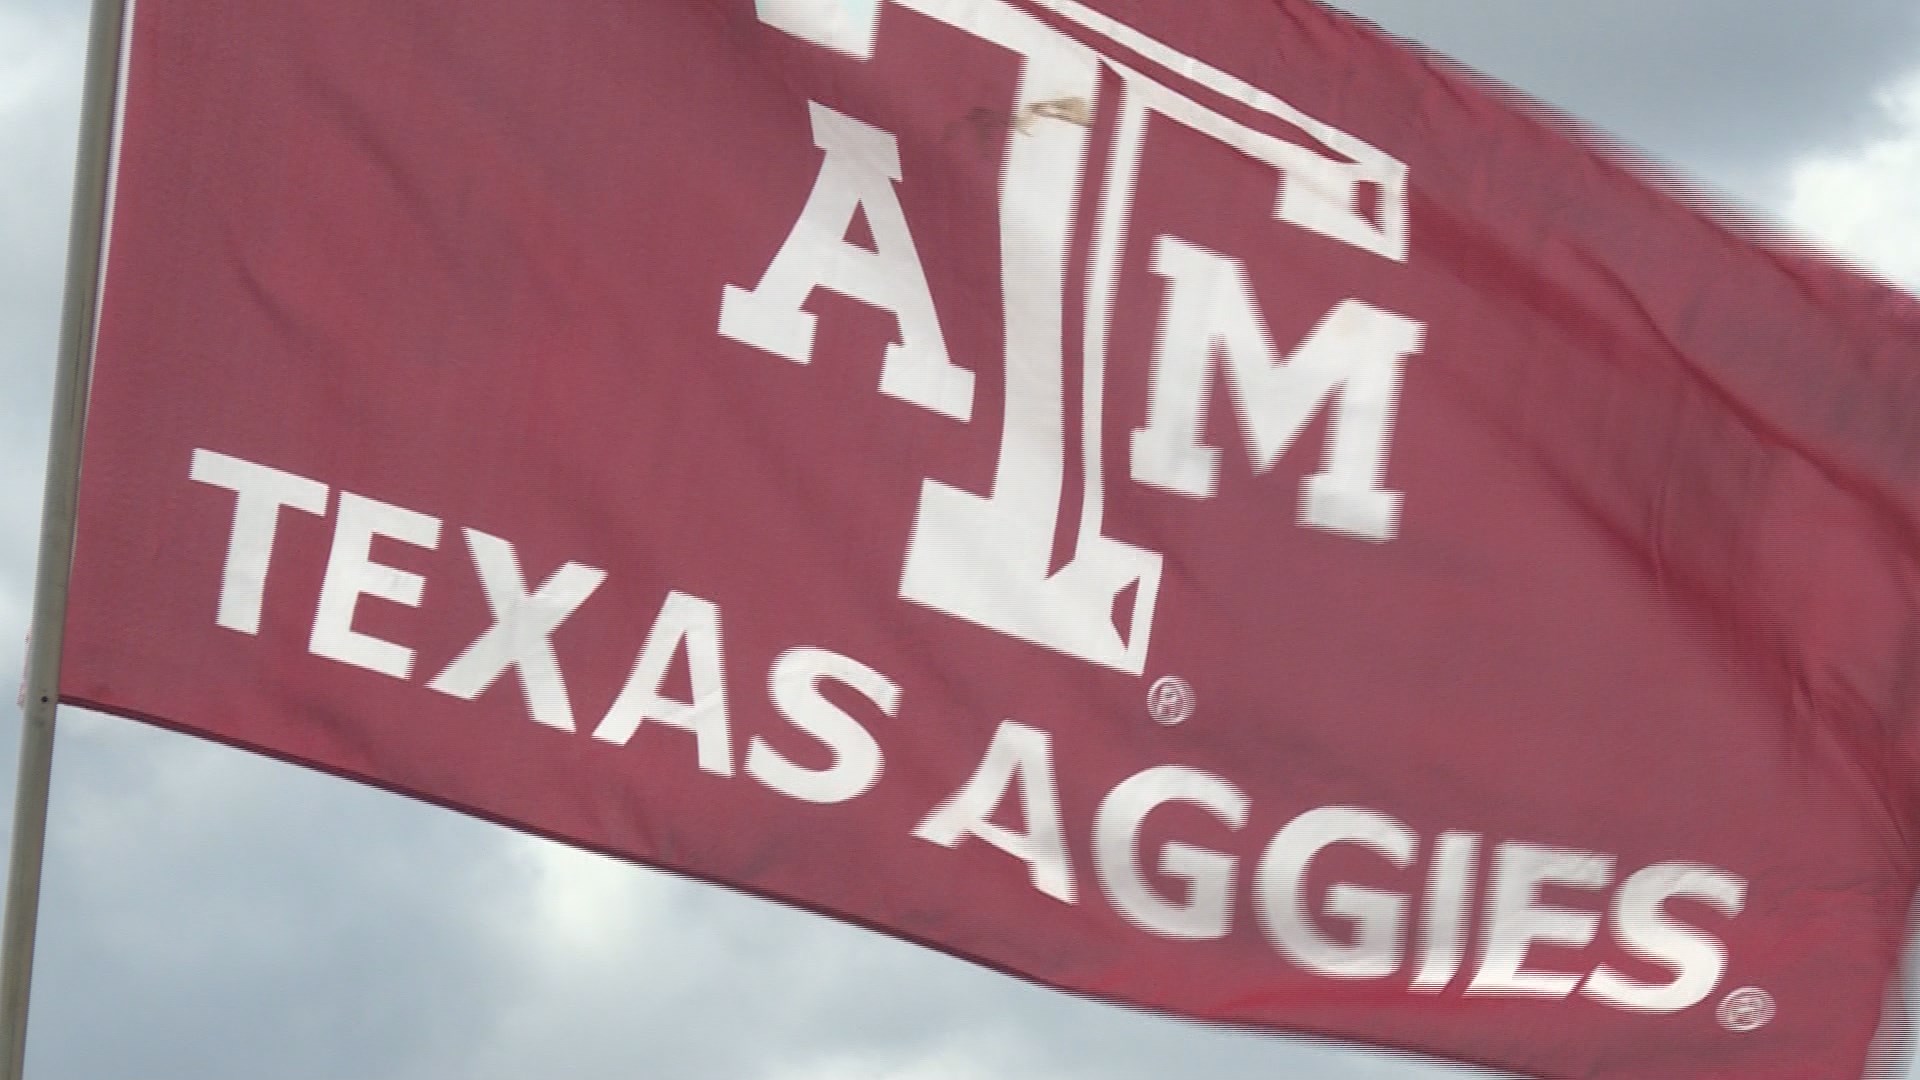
57 0 1920 1076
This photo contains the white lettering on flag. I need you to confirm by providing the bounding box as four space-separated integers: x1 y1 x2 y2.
309 493 442 680
593 591 734 777
427 529 607 733
719 101 973 422
1131 237 1425 541
191 448 329 636
1256 806 1418 980
915 720 1075 903
1093 766 1248 941
747 647 900 805
744 0 1424 674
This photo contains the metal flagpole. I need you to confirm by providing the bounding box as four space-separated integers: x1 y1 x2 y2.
0 0 132 1074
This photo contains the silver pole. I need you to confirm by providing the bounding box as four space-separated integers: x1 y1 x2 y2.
0 0 131 1075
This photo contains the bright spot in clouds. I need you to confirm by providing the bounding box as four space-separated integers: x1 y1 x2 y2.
1787 72 1920 293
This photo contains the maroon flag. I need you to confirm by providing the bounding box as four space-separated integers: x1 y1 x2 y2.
62 1 1920 1075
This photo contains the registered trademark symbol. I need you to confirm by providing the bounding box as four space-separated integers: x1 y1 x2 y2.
1717 987 1775 1033
1147 676 1195 726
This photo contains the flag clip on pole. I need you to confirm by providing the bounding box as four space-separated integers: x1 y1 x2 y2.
0 0 132 1075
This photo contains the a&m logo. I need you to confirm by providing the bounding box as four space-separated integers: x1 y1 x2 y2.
723 0 1425 674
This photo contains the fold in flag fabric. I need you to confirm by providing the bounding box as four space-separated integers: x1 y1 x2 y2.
61 1 1920 1076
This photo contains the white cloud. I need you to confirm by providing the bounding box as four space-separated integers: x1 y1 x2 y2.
1785 72 1920 293
0 8 70 122
771 1043 1015 1080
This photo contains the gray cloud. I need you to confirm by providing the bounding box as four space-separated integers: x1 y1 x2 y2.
28 715 519 1080
1328 0 1920 200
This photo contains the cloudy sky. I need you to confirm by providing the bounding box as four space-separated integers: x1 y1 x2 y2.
3 1 1920 1077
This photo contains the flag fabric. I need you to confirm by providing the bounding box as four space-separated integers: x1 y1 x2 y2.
61 1 1920 1076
